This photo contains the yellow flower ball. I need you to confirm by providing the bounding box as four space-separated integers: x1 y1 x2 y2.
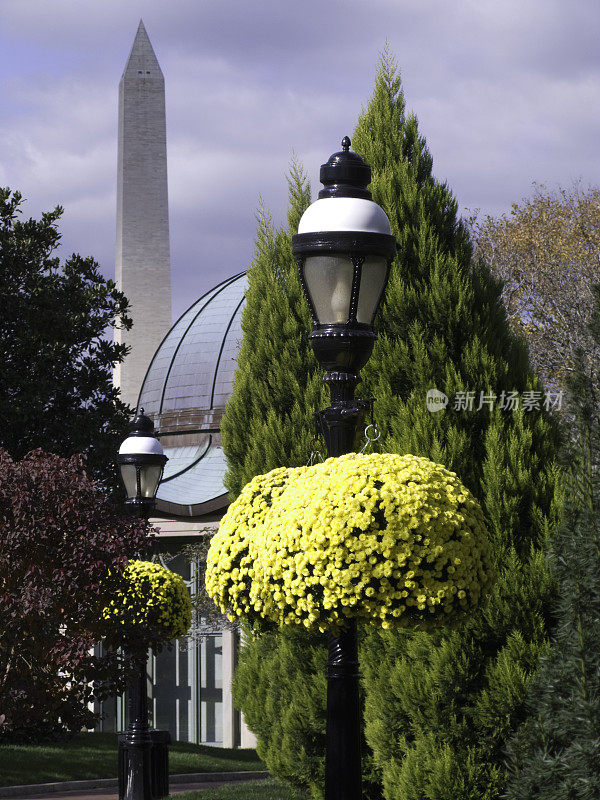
102 560 192 645
206 453 495 633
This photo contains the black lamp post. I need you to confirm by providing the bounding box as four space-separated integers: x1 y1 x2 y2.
116 410 168 800
292 137 396 800
117 410 167 519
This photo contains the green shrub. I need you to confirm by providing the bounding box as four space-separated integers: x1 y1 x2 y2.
504 288 600 799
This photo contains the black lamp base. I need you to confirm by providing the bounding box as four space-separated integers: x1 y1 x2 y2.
310 325 376 378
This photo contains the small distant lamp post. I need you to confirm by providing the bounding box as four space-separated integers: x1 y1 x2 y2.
117 409 167 519
293 137 396 800
116 410 168 800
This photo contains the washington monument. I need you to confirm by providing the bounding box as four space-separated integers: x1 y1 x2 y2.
114 20 172 409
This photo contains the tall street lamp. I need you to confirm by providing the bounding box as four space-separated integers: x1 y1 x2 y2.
116 410 168 800
293 137 396 800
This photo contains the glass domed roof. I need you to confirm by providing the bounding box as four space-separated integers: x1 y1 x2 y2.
138 272 247 417
137 272 247 517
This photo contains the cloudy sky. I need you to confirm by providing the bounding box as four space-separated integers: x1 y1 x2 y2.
1 0 598 320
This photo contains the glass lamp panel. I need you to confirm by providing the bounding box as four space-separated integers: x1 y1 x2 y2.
119 464 138 499
140 464 164 499
303 255 354 324
356 256 388 324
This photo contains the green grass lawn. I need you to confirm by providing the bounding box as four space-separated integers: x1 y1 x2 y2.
176 778 305 800
0 732 266 787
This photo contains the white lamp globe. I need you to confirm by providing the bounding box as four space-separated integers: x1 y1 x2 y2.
116 410 168 506
292 137 395 328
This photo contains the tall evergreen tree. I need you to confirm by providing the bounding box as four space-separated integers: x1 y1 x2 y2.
227 53 561 800
504 287 600 800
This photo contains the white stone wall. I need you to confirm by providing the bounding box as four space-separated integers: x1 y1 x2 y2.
152 519 258 748
114 22 172 409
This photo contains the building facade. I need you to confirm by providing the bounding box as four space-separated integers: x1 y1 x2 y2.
103 21 254 748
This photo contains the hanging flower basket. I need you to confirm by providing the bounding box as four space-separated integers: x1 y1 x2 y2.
101 560 192 647
206 453 495 633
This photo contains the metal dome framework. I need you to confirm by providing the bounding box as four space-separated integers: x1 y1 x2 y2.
137 272 247 517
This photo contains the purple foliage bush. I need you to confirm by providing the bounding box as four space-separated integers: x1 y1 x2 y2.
0 449 151 742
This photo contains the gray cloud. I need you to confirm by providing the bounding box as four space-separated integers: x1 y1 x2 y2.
0 0 598 320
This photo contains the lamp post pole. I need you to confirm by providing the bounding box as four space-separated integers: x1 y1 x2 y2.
293 138 396 800
319 396 367 800
117 410 168 800
124 657 153 800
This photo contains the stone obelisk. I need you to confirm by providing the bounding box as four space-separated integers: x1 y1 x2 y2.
114 20 172 410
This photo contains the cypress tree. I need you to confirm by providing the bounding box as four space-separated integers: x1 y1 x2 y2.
227 52 561 800
504 287 600 800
